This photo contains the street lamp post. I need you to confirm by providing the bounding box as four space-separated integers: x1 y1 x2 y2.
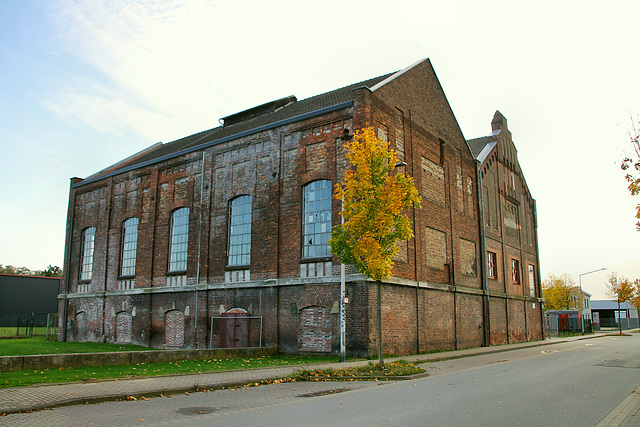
578 268 607 334
340 193 346 363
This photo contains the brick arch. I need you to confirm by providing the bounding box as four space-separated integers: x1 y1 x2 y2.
298 305 333 353
296 295 333 312
164 310 185 347
75 311 88 342
115 311 132 343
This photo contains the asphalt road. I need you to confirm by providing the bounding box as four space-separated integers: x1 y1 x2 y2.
2 334 639 426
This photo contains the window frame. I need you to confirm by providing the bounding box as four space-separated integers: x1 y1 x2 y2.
168 207 189 273
227 195 253 267
119 217 139 278
487 251 497 280
511 259 520 285
79 226 96 282
302 179 332 259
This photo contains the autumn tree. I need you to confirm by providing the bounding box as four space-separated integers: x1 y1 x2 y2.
630 279 640 312
0 264 63 277
606 272 635 334
621 117 640 230
542 273 578 310
37 265 63 278
329 126 421 365
329 127 421 281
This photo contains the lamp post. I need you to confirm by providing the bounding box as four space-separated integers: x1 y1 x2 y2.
578 267 607 334
340 193 346 363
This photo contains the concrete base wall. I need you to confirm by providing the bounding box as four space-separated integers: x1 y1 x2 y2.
0 345 277 373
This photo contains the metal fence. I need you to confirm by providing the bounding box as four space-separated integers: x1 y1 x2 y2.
0 313 58 339
545 313 592 337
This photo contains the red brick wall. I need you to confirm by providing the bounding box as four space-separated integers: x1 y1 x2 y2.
489 298 509 345
59 61 542 356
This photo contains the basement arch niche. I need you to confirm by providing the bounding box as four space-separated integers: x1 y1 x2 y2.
298 305 332 353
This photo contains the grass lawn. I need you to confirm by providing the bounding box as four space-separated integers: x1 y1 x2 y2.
291 360 424 381
0 336 152 356
0 355 340 389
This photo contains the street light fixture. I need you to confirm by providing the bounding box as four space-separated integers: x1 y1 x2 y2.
578 267 607 334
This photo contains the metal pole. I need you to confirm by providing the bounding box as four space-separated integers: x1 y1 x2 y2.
578 267 606 334
378 280 383 367
340 263 346 362
340 193 346 362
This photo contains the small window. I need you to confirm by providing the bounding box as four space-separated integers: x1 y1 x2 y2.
120 218 139 277
511 259 520 285
228 195 252 266
528 264 536 297
302 180 332 258
487 251 497 280
169 208 189 272
79 227 96 281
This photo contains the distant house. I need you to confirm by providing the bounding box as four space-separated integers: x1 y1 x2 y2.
0 273 61 327
591 300 639 330
544 288 592 333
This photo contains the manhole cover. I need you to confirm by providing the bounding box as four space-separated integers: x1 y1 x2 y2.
177 407 219 415
594 359 640 369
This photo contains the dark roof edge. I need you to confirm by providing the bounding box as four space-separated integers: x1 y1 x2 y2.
74 100 354 188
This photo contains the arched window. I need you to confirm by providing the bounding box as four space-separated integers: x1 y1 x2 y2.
120 218 139 277
79 227 96 281
228 195 252 266
302 180 332 258
169 207 189 272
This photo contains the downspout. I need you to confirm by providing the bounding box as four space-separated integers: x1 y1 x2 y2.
62 178 81 341
195 150 206 349
476 160 491 347
532 200 544 339
102 182 113 342
408 111 420 353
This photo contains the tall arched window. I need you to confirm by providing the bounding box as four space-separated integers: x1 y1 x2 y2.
120 218 139 277
228 195 252 266
79 227 96 281
302 180 332 258
169 207 189 272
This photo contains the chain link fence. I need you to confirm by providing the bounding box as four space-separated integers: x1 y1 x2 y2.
0 313 58 339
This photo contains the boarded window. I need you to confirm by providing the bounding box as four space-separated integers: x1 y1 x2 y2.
421 156 445 207
460 239 477 277
505 202 519 241
425 227 446 270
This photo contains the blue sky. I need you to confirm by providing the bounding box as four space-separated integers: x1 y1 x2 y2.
2 0 639 298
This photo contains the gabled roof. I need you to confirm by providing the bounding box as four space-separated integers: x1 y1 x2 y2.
79 72 395 185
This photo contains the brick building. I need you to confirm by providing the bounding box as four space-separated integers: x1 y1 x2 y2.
468 111 543 344
59 59 543 355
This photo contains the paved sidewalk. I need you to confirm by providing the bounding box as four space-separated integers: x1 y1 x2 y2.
0 334 609 416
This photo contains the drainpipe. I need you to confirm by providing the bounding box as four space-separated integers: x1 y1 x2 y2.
476 160 491 347
62 178 82 341
195 150 206 349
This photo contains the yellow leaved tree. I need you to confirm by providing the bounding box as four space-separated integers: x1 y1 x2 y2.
328 127 421 281
328 127 421 367
606 272 636 335
622 117 640 230
542 273 578 311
